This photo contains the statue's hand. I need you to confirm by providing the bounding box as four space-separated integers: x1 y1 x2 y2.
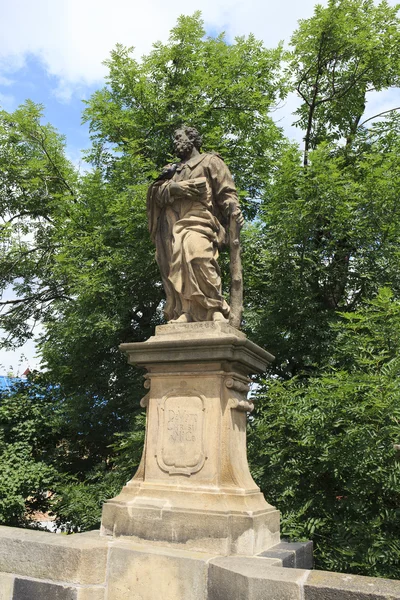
169 180 205 199
232 207 244 228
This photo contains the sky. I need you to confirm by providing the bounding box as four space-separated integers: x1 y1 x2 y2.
0 0 325 157
0 0 398 373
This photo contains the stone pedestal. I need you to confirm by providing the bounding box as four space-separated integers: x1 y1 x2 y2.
101 322 280 555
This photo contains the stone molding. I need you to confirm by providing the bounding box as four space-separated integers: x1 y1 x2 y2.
0 527 399 600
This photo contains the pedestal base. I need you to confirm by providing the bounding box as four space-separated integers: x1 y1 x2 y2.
101 482 280 555
101 322 280 555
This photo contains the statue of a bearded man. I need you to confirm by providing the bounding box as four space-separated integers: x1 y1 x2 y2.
147 127 244 324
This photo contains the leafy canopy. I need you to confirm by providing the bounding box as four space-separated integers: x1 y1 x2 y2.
249 289 400 578
0 6 399 579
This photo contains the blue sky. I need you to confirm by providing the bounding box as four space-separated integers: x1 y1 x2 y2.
0 0 398 372
0 0 325 161
0 54 95 168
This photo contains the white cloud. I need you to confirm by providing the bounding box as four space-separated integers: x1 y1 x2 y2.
0 0 323 94
0 0 398 101
0 75 14 86
0 92 16 111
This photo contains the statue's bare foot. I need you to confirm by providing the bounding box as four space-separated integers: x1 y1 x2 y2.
212 311 228 323
171 313 192 323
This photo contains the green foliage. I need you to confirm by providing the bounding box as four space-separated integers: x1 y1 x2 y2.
52 471 126 533
0 5 399 580
288 0 400 157
249 289 400 577
244 118 400 372
0 371 145 530
52 416 146 533
243 0 400 371
0 375 60 525
84 12 286 217
0 101 78 346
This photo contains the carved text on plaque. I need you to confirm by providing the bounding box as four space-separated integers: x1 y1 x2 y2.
156 392 206 476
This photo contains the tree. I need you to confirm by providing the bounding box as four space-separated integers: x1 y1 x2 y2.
243 116 400 373
244 0 400 578
249 288 400 578
0 101 78 346
0 369 146 531
242 0 400 375
0 103 146 530
0 14 288 530
288 0 400 164
0 375 60 526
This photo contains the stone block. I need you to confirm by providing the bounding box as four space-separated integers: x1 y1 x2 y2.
76 588 105 600
121 322 274 373
259 547 295 567
305 570 400 600
208 556 308 600
0 527 108 585
260 540 313 569
106 541 210 600
13 578 77 600
281 541 313 569
0 573 14 600
208 560 250 599
102 499 279 555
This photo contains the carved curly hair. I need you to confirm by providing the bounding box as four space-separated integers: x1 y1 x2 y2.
174 126 203 150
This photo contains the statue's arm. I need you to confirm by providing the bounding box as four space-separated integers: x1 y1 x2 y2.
208 156 244 227
150 180 172 207
146 181 172 244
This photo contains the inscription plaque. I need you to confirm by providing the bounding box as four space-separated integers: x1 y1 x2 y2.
156 392 206 475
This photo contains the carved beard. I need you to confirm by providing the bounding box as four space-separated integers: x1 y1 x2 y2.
175 139 194 160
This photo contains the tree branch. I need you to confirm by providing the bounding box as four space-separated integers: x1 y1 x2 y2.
0 293 73 306
25 128 76 200
359 106 400 128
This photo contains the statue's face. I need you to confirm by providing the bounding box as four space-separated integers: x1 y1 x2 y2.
173 130 193 159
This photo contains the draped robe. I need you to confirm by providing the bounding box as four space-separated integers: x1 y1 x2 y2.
147 152 239 322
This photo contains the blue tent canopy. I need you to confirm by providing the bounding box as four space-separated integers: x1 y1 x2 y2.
0 376 18 392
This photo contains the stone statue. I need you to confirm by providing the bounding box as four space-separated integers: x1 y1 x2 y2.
147 126 244 326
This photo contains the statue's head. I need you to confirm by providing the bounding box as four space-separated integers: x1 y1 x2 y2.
173 126 202 159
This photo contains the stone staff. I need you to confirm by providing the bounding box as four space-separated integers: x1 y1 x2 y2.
229 201 243 329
